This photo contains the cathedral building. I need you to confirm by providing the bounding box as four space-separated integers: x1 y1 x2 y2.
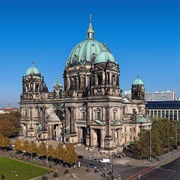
20 16 151 152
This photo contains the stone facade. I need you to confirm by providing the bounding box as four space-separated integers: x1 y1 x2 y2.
20 16 151 152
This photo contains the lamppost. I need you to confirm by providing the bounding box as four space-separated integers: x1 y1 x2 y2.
61 112 65 143
149 129 152 161
169 137 174 159
46 140 48 163
175 121 178 147
30 141 32 162
88 148 91 160
30 135 33 162
111 153 115 180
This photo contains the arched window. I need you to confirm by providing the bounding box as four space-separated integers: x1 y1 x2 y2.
97 74 102 85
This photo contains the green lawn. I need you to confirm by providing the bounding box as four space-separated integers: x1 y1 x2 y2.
0 157 50 180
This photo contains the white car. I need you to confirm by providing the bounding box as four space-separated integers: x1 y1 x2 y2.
99 158 110 163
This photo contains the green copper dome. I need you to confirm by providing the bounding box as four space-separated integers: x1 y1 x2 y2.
133 76 144 85
66 39 106 67
26 61 41 76
94 49 117 64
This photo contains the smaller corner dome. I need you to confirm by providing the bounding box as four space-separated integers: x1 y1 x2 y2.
26 61 41 76
94 50 117 64
133 76 144 85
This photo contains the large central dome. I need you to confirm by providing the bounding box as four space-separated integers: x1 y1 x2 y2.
66 39 106 67
65 15 116 68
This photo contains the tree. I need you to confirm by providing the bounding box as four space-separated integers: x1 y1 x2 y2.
54 142 65 163
31 141 38 155
0 134 4 147
151 130 163 157
9 111 21 118
133 129 150 159
0 120 19 137
14 139 23 153
133 118 179 159
0 136 10 150
38 141 46 158
22 140 30 153
63 143 78 165
46 144 54 161
0 112 20 138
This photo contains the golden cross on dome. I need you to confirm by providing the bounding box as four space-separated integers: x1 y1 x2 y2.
90 14 92 22
32 60 35 66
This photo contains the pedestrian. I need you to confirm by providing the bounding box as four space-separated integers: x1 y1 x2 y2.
16 174 18 178
2 175 5 179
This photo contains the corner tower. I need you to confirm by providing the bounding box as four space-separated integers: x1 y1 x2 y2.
131 76 145 100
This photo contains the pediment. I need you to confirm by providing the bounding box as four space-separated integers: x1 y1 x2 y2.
122 95 132 103
90 119 105 126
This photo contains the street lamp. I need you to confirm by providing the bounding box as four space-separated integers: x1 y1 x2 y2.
111 153 114 180
88 148 91 160
61 112 65 143
169 137 174 159
30 135 33 162
46 140 48 163
30 141 32 161
149 129 152 161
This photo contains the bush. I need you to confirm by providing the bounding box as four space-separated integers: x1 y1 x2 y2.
42 175 48 180
53 172 58 178
64 169 69 174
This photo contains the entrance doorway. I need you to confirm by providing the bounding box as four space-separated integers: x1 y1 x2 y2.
94 129 101 148
82 127 87 145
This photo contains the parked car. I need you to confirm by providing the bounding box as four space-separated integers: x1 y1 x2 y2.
78 155 84 159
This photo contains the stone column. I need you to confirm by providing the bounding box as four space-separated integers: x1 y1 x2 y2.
86 107 90 134
30 107 33 129
109 72 112 85
105 107 110 136
70 107 76 134
102 72 105 85
65 107 69 130
78 127 81 143
104 107 112 149
90 128 94 147
91 107 94 122
101 129 105 148
72 107 76 133
76 76 79 90
85 75 87 88
49 125 53 139
95 74 98 85
42 107 46 130
67 76 70 90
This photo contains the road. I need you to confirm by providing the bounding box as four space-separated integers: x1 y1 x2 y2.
78 158 148 179
134 157 180 180
78 156 180 180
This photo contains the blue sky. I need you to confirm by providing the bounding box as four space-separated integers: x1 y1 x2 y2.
0 0 179 107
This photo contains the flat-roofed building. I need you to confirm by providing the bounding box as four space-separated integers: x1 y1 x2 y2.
145 91 176 101
146 101 180 121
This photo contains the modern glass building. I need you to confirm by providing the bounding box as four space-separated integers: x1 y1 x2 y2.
146 101 180 121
